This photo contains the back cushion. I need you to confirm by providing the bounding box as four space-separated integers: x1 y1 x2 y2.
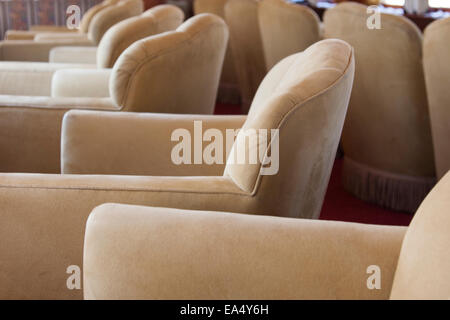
324 2 434 177
224 39 353 194
109 13 228 114
390 171 450 299
97 5 184 68
88 0 144 44
423 17 450 179
258 0 321 70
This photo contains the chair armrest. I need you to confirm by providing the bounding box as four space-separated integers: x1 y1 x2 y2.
0 40 94 62
52 69 111 98
84 204 407 300
0 172 243 299
34 33 89 42
4 30 37 40
0 62 96 96
0 96 116 173
30 25 76 32
50 46 98 64
62 110 247 176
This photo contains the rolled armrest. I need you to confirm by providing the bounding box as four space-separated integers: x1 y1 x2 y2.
84 204 407 300
0 172 244 299
52 69 111 98
0 96 116 173
50 46 98 64
0 62 96 96
62 110 247 176
0 39 94 62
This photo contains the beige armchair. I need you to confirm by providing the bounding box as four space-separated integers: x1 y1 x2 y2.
258 0 321 70
324 3 435 213
49 5 184 66
225 0 266 112
0 4 185 95
0 0 143 62
4 0 118 40
194 0 240 104
0 13 228 174
423 17 450 180
0 39 354 299
83 170 450 300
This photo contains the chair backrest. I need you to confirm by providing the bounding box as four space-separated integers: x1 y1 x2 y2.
224 39 355 219
88 0 144 44
194 0 239 103
423 17 450 179
225 0 266 111
258 0 321 70
79 0 120 33
324 2 435 178
109 13 228 114
390 170 450 299
97 5 184 68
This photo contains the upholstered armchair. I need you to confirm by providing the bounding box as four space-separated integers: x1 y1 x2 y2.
83 170 450 300
4 0 119 40
194 0 240 104
0 14 228 174
423 17 450 180
225 0 266 112
0 39 354 299
0 4 184 94
0 0 143 62
258 0 321 70
324 3 435 213
49 5 184 66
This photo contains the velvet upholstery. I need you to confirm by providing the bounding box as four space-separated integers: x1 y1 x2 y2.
258 0 321 70
324 2 435 213
423 17 450 180
0 39 354 299
50 5 185 67
83 170 450 300
225 0 266 111
194 0 240 104
0 14 228 174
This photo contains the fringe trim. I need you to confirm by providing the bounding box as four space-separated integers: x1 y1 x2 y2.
342 157 436 214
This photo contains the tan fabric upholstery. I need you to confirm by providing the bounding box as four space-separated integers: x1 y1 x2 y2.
87 0 144 45
390 171 450 299
225 0 266 111
51 69 112 98
423 17 450 180
50 47 98 65
324 3 435 213
83 171 450 300
84 204 405 300
0 39 94 62
110 13 228 113
96 4 184 68
0 39 354 299
0 14 228 174
258 0 321 70
194 0 240 104
0 62 96 96
50 5 184 67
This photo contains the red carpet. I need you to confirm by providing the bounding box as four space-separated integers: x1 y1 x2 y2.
215 103 413 227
